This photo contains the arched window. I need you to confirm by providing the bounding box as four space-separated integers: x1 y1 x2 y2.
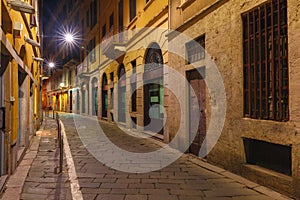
144 43 163 72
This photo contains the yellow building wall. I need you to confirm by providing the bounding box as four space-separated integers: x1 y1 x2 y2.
1 0 41 173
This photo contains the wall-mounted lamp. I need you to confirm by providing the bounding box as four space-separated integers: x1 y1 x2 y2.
7 0 35 14
33 57 44 62
24 36 40 47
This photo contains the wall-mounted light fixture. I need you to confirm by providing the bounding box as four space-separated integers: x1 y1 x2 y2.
7 0 35 14
59 83 65 88
24 36 40 47
33 57 44 62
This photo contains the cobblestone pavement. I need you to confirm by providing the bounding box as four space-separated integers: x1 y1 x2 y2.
60 113 291 200
20 117 72 200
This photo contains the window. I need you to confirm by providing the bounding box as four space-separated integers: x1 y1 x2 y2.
90 0 97 28
129 0 136 21
30 0 37 27
131 60 137 112
88 38 96 63
81 19 84 40
86 11 89 27
110 13 114 30
144 45 163 72
110 72 114 82
186 35 205 64
243 0 288 121
102 24 106 39
243 138 291 176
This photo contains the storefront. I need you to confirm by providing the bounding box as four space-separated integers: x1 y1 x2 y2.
143 43 164 134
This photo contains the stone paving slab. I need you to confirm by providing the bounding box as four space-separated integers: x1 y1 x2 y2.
60 113 293 200
14 118 72 200
0 135 41 200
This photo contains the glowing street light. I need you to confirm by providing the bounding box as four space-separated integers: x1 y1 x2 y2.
65 33 74 43
59 82 65 88
48 62 55 68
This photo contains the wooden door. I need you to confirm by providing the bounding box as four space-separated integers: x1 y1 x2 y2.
187 69 206 156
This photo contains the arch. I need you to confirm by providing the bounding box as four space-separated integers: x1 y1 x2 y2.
143 42 164 134
144 42 163 73
118 64 126 123
101 73 108 118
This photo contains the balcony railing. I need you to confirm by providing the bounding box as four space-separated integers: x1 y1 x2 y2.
102 27 128 59
76 63 88 75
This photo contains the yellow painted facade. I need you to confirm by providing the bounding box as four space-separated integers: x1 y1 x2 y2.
97 1 169 142
0 0 42 178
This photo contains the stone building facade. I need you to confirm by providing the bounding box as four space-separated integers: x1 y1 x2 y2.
169 0 300 198
0 0 42 190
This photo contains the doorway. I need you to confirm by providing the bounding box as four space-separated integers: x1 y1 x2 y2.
102 74 108 118
187 69 206 156
118 65 126 123
70 91 73 112
143 43 164 135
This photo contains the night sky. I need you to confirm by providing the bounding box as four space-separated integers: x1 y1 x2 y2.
42 0 60 30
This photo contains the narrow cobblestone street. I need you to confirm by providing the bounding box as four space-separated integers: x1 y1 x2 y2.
0 113 292 200
60 113 290 200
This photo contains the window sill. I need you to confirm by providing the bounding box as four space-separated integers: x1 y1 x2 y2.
242 117 289 123
244 164 292 180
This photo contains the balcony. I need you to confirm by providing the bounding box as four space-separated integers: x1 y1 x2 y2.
102 28 127 59
62 52 80 67
76 63 88 76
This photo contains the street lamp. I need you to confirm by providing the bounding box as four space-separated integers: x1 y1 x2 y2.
49 62 55 68
65 33 74 43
